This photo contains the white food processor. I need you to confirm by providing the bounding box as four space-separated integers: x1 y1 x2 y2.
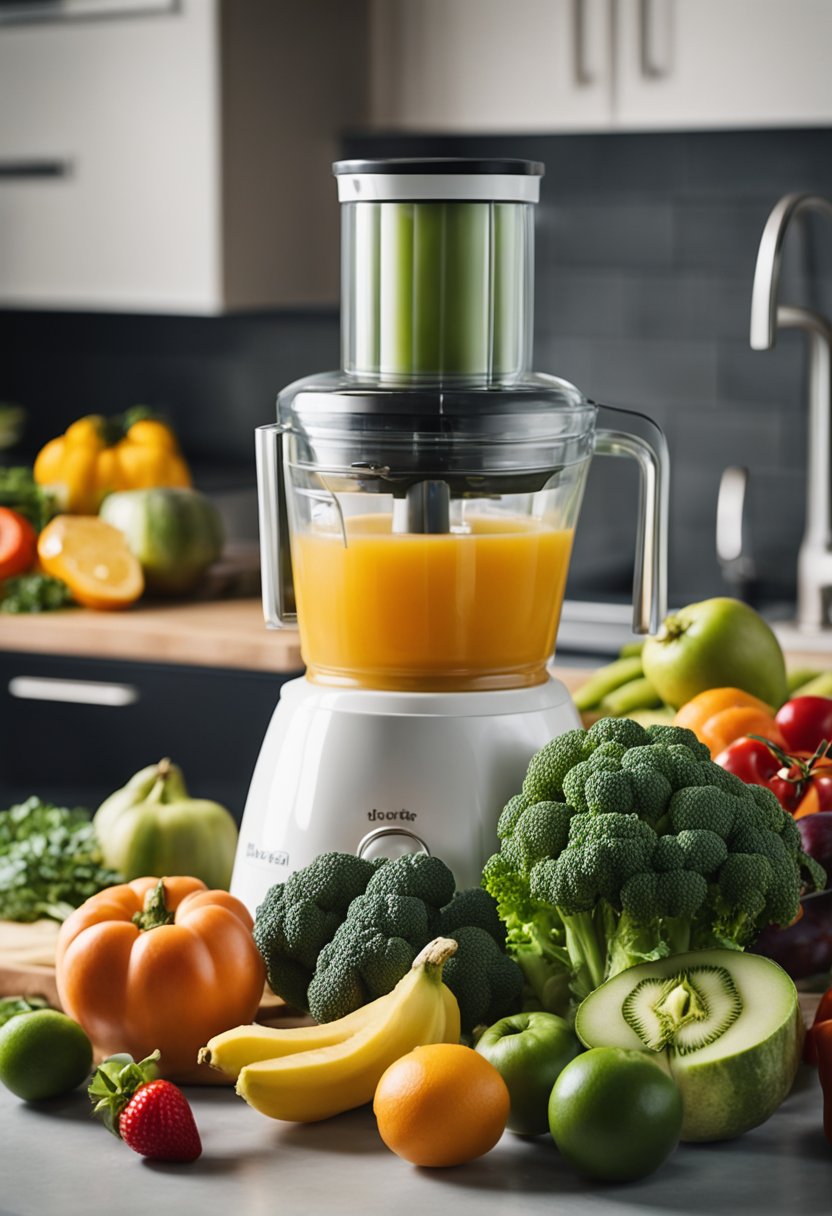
231 158 668 913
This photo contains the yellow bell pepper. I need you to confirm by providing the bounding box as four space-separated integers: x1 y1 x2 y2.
34 410 191 514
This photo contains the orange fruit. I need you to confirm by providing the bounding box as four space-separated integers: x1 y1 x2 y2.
38 515 144 610
373 1043 510 1168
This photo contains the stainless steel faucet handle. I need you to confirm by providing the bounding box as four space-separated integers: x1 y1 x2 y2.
750 192 832 350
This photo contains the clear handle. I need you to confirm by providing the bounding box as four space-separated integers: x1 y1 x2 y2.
594 419 669 634
255 423 296 626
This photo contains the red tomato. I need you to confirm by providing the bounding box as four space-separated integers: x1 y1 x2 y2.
776 697 832 755
715 733 832 815
714 735 781 786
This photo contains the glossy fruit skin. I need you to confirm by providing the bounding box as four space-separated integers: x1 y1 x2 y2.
642 597 788 710
100 487 224 595
776 697 832 755
119 1079 201 1162
93 759 238 890
0 1010 92 1101
373 1042 510 1167
548 1047 682 1182
55 876 265 1078
475 1011 580 1136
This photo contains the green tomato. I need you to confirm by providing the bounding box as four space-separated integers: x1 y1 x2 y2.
548 1046 682 1182
475 1011 580 1137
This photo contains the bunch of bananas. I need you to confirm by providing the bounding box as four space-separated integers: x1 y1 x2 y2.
199 937 461 1123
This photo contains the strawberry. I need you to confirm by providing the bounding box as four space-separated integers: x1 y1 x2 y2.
88 1050 202 1163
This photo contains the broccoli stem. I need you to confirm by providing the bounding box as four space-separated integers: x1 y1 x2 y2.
504 916 571 1016
560 909 608 1000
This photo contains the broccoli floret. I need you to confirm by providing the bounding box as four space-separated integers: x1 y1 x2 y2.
306 890 435 1021
665 746 710 791
562 753 623 813
669 786 736 838
439 887 506 948
308 923 417 1022
363 852 455 910
502 801 573 875
706 852 773 944
584 769 635 815
253 852 379 1005
800 850 828 895
441 926 525 1033
645 724 711 761
497 793 530 839
620 748 675 823
587 717 649 750
283 851 378 913
620 869 708 921
675 828 729 875
622 744 675 782
652 835 684 871
522 729 589 802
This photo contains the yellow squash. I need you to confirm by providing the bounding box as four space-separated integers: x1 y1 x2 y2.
34 410 191 514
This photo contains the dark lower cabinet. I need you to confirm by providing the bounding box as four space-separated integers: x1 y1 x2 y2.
0 651 300 820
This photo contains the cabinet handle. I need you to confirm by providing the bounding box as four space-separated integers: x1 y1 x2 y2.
8 676 139 707
573 0 605 87
639 0 673 80
0 1 180 27
0 160 73 180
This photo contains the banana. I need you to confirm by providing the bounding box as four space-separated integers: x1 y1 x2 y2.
199 992 402 1077
235 937 460 1122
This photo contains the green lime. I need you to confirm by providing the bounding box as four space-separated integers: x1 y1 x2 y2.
0 1009 93 1101
548 1046 682 1182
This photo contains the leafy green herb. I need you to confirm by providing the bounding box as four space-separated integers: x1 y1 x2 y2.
0 573 72 614
0 996 50 1028
0 797 122 922
0 466 58 532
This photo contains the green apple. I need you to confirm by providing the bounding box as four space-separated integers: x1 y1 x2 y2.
641 596 787 709
475 1010 580 1136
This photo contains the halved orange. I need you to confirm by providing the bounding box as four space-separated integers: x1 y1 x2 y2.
38 515 144 610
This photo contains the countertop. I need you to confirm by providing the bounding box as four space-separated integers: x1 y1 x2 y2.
0 599 303 674
0 1068 828 1216
3 595 832 679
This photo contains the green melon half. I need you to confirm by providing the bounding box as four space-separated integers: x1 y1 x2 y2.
575 949 804 1142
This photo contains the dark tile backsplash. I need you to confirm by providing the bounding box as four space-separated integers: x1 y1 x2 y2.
4 126 832 607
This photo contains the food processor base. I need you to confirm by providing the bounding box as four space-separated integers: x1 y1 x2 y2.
230 675 580 915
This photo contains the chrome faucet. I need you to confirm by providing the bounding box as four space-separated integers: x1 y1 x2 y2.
750 192 832 631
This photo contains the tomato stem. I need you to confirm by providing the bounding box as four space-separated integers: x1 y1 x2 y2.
748 734 832 801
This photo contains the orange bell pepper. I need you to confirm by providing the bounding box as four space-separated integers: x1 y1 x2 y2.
674 687 786 758
55 876 264 1077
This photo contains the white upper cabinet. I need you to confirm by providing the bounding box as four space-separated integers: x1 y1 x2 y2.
0 0 368 313
615 0 832 129
369 0 613 132
368 0 832 134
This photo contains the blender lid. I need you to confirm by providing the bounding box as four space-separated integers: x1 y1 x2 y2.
333 157 544 203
